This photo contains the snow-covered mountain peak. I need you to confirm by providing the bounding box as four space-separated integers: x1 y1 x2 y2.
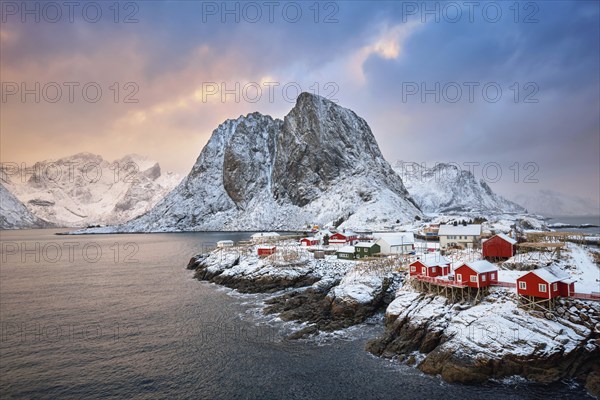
94 93 421 232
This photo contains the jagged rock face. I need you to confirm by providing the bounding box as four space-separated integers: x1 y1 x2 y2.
222 113 280 209
273 92 411 207
106 93 422 232
396 162 525 214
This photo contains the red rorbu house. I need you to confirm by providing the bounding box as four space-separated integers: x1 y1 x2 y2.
329 231 358 246
482 233 517 260
257 246 276 257
516 268 575 299
300 237 319 246
454 260 498 288
409 253 451 278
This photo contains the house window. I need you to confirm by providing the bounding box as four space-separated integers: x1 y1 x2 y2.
519 281 526 290
470 275 477 282
482 275 486 282
456 274 462 282
539 284 547 293
421 267 426 275
411 266 416 272
432 267 436 273
491 273 496 280
552 283 558 291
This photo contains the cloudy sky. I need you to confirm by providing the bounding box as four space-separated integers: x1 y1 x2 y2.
1 0 598 205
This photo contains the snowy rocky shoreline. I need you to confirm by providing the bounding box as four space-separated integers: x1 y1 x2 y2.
367 291 599 396
186 245 600 397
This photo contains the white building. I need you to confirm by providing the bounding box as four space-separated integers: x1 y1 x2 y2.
217 240 234 248
373 232 415 254
438 224 481 249
251 232 280 243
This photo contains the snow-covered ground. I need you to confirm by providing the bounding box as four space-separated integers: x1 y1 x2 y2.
562 244 600 294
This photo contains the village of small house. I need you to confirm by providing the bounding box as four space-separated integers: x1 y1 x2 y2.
213 221 600 313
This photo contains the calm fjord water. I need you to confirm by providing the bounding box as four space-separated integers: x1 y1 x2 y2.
0 230 591 399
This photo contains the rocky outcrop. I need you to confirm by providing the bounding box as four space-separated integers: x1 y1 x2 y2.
264 273 395 333
187 247 397 336
366 291 600 396
190 251 320 293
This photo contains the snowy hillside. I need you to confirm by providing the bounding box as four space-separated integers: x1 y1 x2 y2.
512 189 599 217
2 153 181 227
395 162 525 215
0 183 51 229
87 92 422 232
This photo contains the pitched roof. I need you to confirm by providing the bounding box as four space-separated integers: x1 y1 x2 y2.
462 260 498 273
412 253 450 267
374 232 415 245
438 224 482 236
493 233 517 245
337 246 355 253
355 242 378 248
527 268 565 284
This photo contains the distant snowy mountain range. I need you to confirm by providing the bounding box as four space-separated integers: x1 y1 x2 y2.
511 190 599 217
1 153 181 228
394 162 525 215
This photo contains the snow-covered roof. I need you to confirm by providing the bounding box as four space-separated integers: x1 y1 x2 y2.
528 268 566 284
493 233 517 245
462 260 498 273
257 245 276 249
337 245 355 253
301 237 317 240
333 230 357 237
251 232 280 238
413 253 450 267
314 230 333 238
355 242 377 248
438 224 481 236
217 240 233 244
374 232 415 245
